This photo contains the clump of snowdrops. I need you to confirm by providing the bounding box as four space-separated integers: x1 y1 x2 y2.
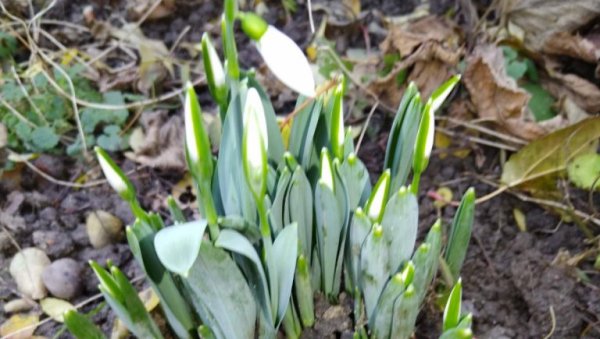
65 1 475 338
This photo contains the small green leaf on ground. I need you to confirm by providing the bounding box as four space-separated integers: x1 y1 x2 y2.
522 82 556 121
567 153 600 191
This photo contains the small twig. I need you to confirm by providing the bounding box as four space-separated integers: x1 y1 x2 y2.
10 66 47 125
543 306 556 339
437 116 527 146
280 79 339 128
355 102 379 153
169 25 190 54
436 126 519 152
1 226 22 251
307 0 315 34
135 0 163 27
0 96 37 127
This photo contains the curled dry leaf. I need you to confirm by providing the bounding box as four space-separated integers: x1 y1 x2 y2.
542 58 600 114
501 116 600 197
502 0 600 52
124 110 186 170
464 45 548 140
370 16 462 108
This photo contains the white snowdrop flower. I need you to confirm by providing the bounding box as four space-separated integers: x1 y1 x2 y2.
241 13 316 97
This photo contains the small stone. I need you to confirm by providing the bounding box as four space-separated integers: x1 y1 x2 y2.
42 258 83 300
9 248 51 299
86 210 123 249
3 299 35 313
38 207 57 222
32 230 74 258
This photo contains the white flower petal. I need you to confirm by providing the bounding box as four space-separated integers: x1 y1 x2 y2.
257 26 316 97
97 154 128 194
424 107 435 159
243 88 268 150
184 92 199 164
206 41 225 89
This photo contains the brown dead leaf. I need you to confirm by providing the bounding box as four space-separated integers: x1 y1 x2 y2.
502 0 600 52
543 31 599 64
124 110 186 170
464 45 548 140
0 313 38 339
370 16 462 108
542 58 600 113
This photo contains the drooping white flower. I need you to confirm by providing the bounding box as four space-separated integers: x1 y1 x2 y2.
256 26 316 97
240 13 316 97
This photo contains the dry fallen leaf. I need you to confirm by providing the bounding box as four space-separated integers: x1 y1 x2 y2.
370 16 462 108
502 0 600 52
513 208 527 232
0 313 39 339
124 110 186 170
464 45 549 140
501 116 600 197
127 0 175 21
40 298 75 323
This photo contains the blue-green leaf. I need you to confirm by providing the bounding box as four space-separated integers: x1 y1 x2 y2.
271 223 298 324
154 220 208 277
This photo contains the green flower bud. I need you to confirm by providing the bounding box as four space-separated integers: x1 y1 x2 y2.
94 147 136 202
183 82 213 183
365 169 391 223
319 148 334 192
202 33 227 106
331 82 345 160
242 88 268 200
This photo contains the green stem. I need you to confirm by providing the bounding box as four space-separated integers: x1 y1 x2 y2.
199 182 220 241
410 171 421 195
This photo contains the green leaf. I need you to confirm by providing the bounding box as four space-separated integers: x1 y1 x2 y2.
285 166 314 260
412 220 442 303
31 126 60 151
506 60 527 80
371 273 406 339
184 241 256 339
390 284 418 338
501 46 518 61
315 180 344 297
347 208 372 288
288 98 323 168
271 223 298 324
166 196 186 224
381 187 418 273
126 221 196 338
445 188 475 282
64 310 106 339
339 153 371 210
501 117 600 194
387 91 423 191
97 125 124 151
440 328 473 339
360 225 390 319
295 254 315 327
429 75 461 114
443 279 462 331
522 82 556 121
154 220 208 277
567 153 600 190
215 229 272 325
0 32 17 59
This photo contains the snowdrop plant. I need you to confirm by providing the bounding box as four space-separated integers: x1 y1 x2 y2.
79 1 475 339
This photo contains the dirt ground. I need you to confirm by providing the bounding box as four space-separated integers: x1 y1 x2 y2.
1 0 599 338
